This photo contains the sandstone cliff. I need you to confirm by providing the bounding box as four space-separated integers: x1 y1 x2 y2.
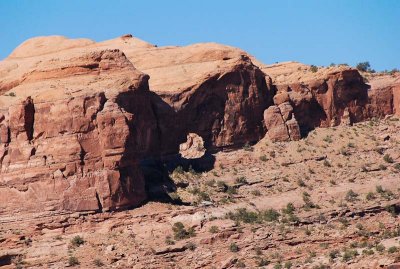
257 62 370 138
0 36 274 215
0 42 152 214
0 35 397 216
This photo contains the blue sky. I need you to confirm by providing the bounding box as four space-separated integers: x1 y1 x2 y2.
1 0 399 71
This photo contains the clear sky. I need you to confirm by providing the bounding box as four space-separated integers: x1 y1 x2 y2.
1 0 399 71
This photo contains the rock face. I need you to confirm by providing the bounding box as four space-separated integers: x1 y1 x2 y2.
0 45 152 214
258 62 370 135
0 35 397 216
264 103 301 142
366 73 400 117
95 38 275 150
0 36 274 215
179 133 206 159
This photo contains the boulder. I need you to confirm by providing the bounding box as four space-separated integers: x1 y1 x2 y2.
179 133 206 159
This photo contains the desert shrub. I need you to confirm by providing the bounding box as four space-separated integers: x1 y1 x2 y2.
68 256 79 266
342 248 358 261
205 179 216 187
386 205 398 217
235 176 248 184
297 179 306 187
310 65 318 73
376 244 385 252
256 257 270 266
323 135 333 143
329 249 340 260
356 61 371 72
229 242 239 252
384 154 394 163
216 180 227 190
251 189 261 196
388 246 398 253
186 242 196 251
209 226 219 233
226 185 237 195
345 190 359 202
284 261 293 268
379 164 387 170
165 236 175 245
227 208 260 224
173 166 184 174
362 249 374 255
282 203 295 215
242 143 253 151
366 192 375 200
236 260 246 268
323 160 331 167
93 259 104 267
303 192 316 210
71 235 85 247
259 155 268 162
376 185 384 193
263 209 280 222
172 222 195 240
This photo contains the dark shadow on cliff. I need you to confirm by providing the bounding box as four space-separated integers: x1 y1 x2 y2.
140 152 215 205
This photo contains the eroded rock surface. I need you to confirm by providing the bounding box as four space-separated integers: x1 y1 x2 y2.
0 45 151 214
258 62 370 135
366 73 400 117
0 35 398 219
179 133 206 159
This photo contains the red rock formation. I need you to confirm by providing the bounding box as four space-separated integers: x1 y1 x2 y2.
0 36 275 215
0 36 397 217
258 62 370 135
264 103 301 142
97 38 275 150
0 46 151 214
367 73 400 117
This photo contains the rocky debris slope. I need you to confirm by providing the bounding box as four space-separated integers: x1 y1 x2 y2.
1 117 400 268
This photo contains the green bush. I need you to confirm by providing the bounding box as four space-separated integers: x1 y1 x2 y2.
376 244 385 252
345 190 359 202
310 65 318 73
235 176 248 184
93 259 104 267
263 209 280 222
282 203 295 215
342 249 358 261
366 192 375 200
209 226 219 233
329 249 339 260
68 256 79 266
383 154 394 163
229 242 239 252
186 242 196 251
356 61 371 72
227 208 260 224
172 222 196 240
71 235 85 247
